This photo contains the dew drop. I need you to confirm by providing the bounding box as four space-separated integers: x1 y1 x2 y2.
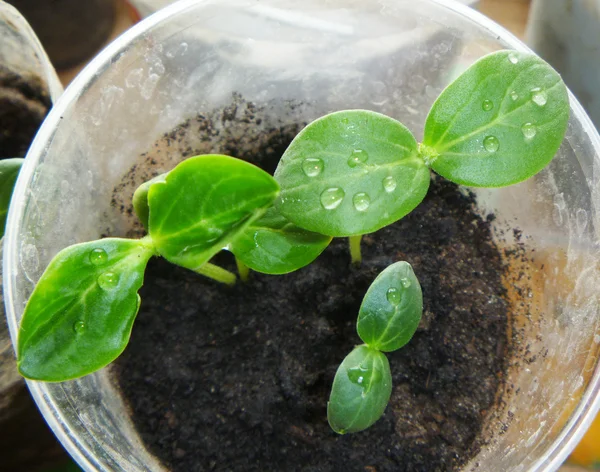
89 248 108 265
386 287 401 306
521 123 537 140
302 158 324 177
73 320 86 333
320 188 345 210
482 99 493 111
483 136 500 153
348 365 371 389
508 53 519 64
98 272 119 290
341 117 349 125
352 192 370 212
348 149 368 167
510 91 519 101
531 87 547 107
383 176 397 193
401 277 412 288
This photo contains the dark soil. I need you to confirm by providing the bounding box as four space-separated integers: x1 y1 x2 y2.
114 101 509 472
0 66 50 158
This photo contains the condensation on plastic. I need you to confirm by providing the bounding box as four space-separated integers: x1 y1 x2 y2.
3 1 600 471
526 0 600 128
0 0 62 408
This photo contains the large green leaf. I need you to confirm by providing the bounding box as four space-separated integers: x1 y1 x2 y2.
327 345 392 434
357 261 422 352
18 238 155 381
148 155 279 271
423 50 569 187
274 110 430 237
0 158 24 238
229 206 331 274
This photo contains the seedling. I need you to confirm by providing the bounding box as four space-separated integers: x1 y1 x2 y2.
17 155 329 380
328 261 422 434
15 51 568 435
275 51 569 263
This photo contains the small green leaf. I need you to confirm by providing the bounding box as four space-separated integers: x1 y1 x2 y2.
357 261 422 352
274 110 430 237
229 206 332 274
0 158 24 238
17 238 155 381
148 155 279 271
328 344 392 434
132 173 167 229
423 50 569 187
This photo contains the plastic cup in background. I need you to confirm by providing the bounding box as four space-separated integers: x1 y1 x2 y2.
3 1 600 471
0 2 66 470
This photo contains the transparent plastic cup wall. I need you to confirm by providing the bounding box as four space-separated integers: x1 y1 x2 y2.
0 1 62 401
4 0 600 471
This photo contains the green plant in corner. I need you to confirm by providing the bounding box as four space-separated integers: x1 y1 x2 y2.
15 50 568 435
0 158 24 238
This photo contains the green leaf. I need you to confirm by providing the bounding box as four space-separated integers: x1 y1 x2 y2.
229 205 332 274
327 344 392 434
357 261 422 352
17 238 155 381
274 110 430 237
132 172 167 229
0 158 24 238
148 155 280 271
423 50 569 187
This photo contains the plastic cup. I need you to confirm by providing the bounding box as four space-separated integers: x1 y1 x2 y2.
4 1 600 470
0 0 62 407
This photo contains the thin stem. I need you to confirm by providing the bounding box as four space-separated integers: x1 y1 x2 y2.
349 235 362 266
235 257 250 283
194 262 237 286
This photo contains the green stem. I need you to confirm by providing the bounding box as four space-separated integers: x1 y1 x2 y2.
194 262 237 286
349 235 362 266
235 257 250 283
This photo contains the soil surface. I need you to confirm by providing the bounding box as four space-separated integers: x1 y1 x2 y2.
0 66 50 158
114 103 509 472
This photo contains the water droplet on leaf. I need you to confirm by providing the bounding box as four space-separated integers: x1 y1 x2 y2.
386 287 401 305
352 192 370 212
89 248 108 265
348 149 368 168
341 117 349 125
320 188 345 210
483 136 499 153
508 53 519 64
73 321 85 333
531 87 547 106
302 158 324 177
383 176 397 193
401 277 412 288
521 123 537 140
510 91 519 101
348 365 371 389
98 272 119 290
482 99 493 111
